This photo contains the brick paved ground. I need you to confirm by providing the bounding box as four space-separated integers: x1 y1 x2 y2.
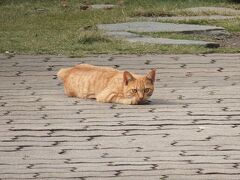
0 54 240 180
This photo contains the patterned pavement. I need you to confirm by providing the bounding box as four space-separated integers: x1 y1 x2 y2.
0 54 240 180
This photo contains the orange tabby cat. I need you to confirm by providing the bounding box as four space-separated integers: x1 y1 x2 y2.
57 64 156 105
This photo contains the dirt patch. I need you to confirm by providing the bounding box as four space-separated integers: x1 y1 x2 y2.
132 10 176 17
214 32 240 48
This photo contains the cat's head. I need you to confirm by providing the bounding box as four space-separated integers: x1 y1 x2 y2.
123 69 156 104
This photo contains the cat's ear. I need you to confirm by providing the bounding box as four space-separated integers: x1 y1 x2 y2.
123 71 135 85
146 69 156 84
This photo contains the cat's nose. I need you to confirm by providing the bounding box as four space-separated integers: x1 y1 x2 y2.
138 94 144 100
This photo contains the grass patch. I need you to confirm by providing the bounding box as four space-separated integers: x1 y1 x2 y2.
129 0 240 17
0 0 240 56
169 18 240 32
77 30 111 44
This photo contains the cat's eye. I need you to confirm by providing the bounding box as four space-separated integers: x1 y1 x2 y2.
144 88 151 93
131 89 137 93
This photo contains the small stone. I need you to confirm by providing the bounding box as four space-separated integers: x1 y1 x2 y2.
91 4 116 10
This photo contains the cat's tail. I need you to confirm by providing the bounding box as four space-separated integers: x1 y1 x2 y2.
57 68 72 81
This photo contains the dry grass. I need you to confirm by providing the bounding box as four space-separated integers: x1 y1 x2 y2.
0 0 240 56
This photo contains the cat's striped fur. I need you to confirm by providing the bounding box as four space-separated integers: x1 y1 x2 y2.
57 64 156 105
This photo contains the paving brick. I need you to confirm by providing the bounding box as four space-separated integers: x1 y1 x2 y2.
38 171 115 178
0 173 35 179
1 54 240 180
167 174 240 180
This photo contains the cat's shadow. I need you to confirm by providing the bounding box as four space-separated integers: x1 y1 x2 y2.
140 99 179 105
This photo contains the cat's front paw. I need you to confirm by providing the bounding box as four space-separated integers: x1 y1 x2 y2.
117 98 138 105
130 98 139 105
